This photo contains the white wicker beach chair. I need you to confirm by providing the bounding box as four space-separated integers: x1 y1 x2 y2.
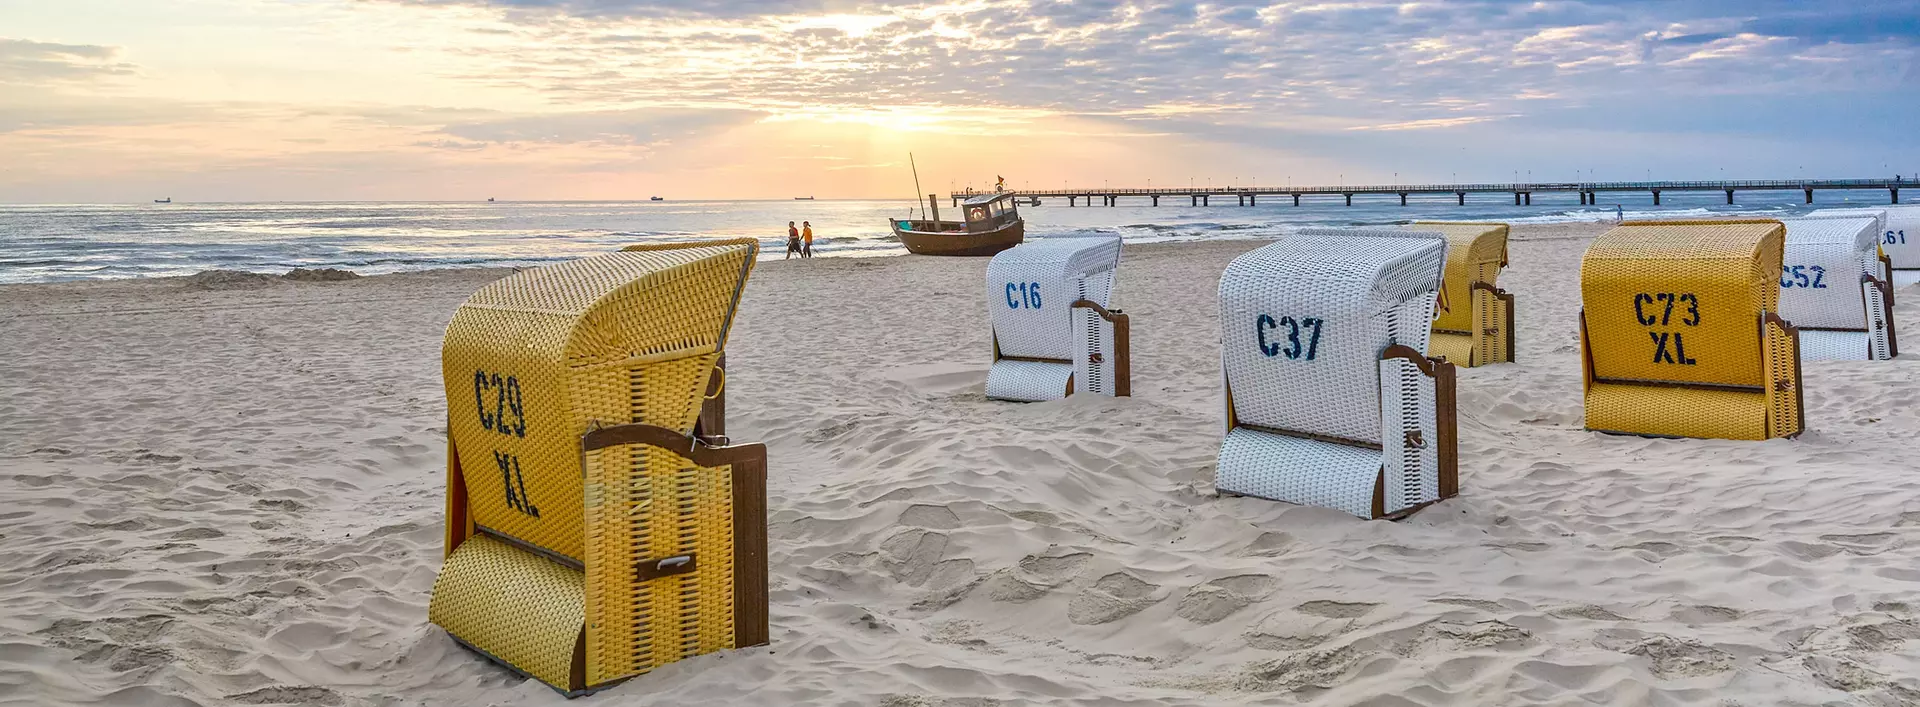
1216 231 1459 519
1778 218 1897 360
1812 206 1919 287
985 235 1129 402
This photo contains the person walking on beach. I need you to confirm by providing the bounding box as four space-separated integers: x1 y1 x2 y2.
801 221 814 258
785 221 802 259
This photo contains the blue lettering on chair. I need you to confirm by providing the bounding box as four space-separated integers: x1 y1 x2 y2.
1256 314 1322 360
1006 282 1045 309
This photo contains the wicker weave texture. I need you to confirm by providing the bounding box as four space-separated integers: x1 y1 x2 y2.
1807 208 1889 236
1428 333 1476 365
1219 233 1446 443
1409 222 1508 329
1863 281 1894 360
428 535 585 689
1585 382 1770 440
442 243 755 559
1777 218 1880 329
986 236 1121 401
1380 357 1439 512
1216 427 1380 517
1409 222 1512 366
1797 329 1872 361
582 435 737 685
433 240 757 693
1581 221 1784 388
986 236 1121 360
1813 206 1917 269
1071 300 1119 396
985 359 1074 401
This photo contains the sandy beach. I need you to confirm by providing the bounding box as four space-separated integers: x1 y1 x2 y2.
5 221 1920 706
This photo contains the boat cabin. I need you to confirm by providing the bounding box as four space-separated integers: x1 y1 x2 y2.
962 193 1021 234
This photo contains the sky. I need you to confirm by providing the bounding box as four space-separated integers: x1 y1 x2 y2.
1 0 1918 202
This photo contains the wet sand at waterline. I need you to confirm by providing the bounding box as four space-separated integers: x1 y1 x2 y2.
3 221 1918 706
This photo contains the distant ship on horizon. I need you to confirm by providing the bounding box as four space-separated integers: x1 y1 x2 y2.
794 196 814 200
154 197 171 203
650 196 664 201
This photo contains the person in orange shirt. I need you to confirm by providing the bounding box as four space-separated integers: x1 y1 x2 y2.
801 221 815 258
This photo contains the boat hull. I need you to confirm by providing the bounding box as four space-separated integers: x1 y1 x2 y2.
893 220 1024 256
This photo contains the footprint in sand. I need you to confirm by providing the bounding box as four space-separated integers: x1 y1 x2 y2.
1067 572 1162 625
1669 604 1743 624
1296 600 1380 619
226 686 345 706
1176 575 1277 624
1549 604 1629 621
877 529 950 586
1595 631 1734 679
897 504 961 530
980 552 1089 604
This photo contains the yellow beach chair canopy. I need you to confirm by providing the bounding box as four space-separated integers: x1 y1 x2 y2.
1579 221 1804 440
429 240 768 696
1411 222 1514 366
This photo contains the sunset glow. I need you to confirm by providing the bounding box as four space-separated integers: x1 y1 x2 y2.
2 0 1916 201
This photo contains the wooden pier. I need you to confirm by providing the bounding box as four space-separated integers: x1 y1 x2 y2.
953 178 1909 207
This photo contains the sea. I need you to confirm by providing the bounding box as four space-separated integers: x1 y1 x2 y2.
1 190 1910 284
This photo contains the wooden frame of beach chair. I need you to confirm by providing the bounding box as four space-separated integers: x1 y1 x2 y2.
429 240 769 697
1579 220 1805 440
1777 218 1898 361
984 235 1130 401
1215 231 1459 520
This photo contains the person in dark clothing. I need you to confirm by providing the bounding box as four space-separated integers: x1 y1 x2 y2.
785 221 802 259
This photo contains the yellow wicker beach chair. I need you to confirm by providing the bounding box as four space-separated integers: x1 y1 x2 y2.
1412 222 1515 366
1579 220 1804 440
428 240 768 697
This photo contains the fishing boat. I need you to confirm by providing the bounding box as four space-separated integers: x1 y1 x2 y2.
892 192 1024 256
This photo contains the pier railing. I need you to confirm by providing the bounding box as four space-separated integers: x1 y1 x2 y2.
953 178 1909 207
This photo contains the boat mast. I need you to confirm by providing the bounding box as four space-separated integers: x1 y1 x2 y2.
909 152 926 221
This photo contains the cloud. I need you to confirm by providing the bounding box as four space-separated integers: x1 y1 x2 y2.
1346 115 1514 132
355 0 1916 142
437 107 764 145
0 38 136 85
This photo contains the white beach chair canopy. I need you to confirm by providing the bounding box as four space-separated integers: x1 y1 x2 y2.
1215 230 1455 519
1813 206 1919 286
1220 231 1447 443
1778 217 1896 360
984 235 1126 401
